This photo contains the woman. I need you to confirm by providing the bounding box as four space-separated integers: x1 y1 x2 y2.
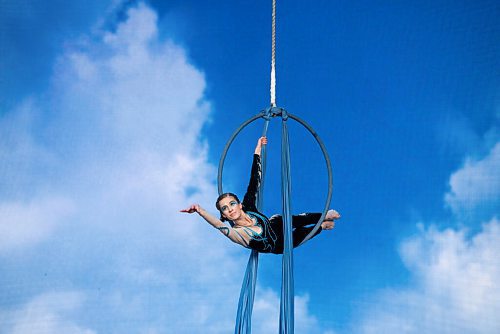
181 137 340 254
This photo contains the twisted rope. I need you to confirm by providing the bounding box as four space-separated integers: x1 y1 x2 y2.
270 0 277 107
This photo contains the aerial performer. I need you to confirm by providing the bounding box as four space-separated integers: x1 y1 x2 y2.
181 136 340 254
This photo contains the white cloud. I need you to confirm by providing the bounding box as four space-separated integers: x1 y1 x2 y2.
355 218 500 334
0 99 55 198
2 292 95 334
445 142 500 216
253 288 330 334
0 196 75 252
0 2 329 333
1 1 211 250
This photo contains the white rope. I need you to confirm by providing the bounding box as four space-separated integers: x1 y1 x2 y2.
270 0 276 107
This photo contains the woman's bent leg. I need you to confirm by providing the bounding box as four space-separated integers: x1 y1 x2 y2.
292 226 322 247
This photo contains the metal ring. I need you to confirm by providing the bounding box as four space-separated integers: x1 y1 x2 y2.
217 110 333 247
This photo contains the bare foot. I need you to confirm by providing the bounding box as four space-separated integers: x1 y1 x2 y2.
321 220 335 230
321 210 341 230
325 209 340 220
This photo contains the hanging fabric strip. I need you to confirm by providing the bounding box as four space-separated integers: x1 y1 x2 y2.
234 250 259 333
279 114 294 333
234 118 271 334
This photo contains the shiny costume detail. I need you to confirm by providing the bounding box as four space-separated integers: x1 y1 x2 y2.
233 154 322 254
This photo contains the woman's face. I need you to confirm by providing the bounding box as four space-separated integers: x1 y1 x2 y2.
218 196 243 221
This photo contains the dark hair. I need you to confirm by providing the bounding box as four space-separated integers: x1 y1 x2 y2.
215 192 241 222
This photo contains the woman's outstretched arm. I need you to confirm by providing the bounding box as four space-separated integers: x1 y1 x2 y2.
180 204 248 247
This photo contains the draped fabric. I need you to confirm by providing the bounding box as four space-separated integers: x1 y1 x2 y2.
234 249 259 333
234 114 295 334
279 115 294 333
234 118 270 333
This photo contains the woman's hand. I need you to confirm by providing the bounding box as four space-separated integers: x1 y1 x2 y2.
254 136 268 155
180 204 201 214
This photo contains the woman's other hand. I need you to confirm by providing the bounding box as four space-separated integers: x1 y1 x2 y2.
180 204 201 214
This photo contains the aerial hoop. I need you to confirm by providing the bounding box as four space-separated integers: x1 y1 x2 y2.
217 106 333 246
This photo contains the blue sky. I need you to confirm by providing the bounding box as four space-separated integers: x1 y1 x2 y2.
0 0 499 333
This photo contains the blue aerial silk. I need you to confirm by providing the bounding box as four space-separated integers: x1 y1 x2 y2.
279 111 294 333
234 109 295 334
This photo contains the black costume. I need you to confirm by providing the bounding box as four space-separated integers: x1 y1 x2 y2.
234 154 323 254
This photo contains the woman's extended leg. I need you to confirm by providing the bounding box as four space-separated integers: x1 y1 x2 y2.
269 210 340 253
292 210 340 245
291 213 322 228
291 210 340 228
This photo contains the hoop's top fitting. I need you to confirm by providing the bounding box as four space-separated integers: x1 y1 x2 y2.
263 106 288 120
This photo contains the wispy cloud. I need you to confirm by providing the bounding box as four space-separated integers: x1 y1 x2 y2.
0 196 74 253
253 289 331 334
2 292 94 334
445 142 500 217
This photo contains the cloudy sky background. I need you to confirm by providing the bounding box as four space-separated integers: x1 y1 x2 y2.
0 0 499 333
